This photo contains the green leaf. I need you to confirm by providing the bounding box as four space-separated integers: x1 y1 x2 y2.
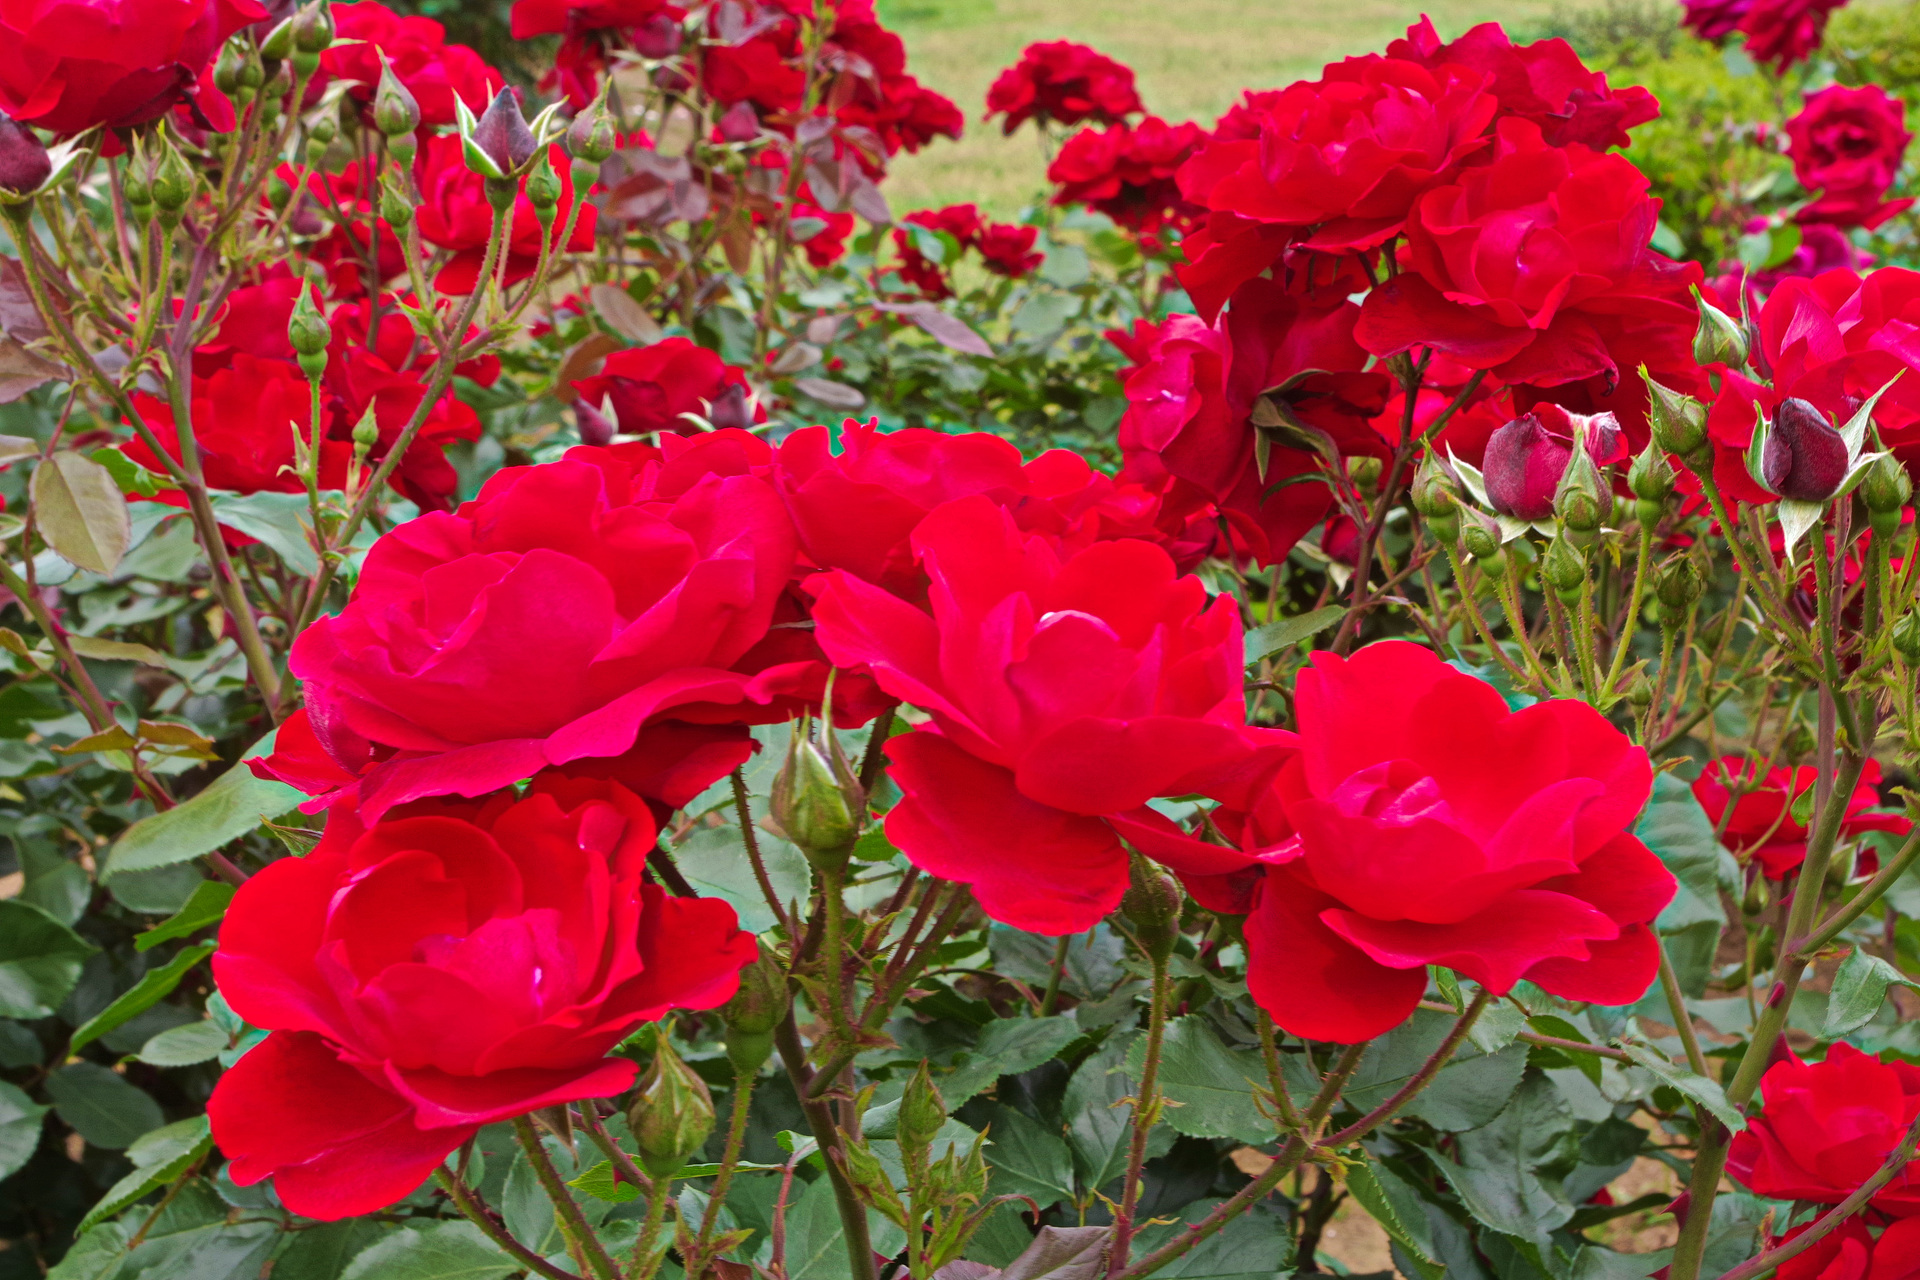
1064 1035 1172 1188
1345 1008 1528 1132
68 942 216 1053
134 881 235 952
0 899 97 1019
1619 1040 1745 1131
567 1158 642 1204
208 490 321 575
941 1014 1082 1102
47 1220 130 1280
46 1062 165 1149
102 729 304 879
1347 1159 1445 1280
1244 606 1348 665
1637 772 1729 932
974 1102 1075 1210
138 1021 229 1067
32 451 131 575
785 1175 857 1280
339 1221 518 1280
1432 1074 1576 1256
272 1221 397 1280
0 1078 47 1180
90 447 172 499
1468 998 1529 1055
1126 1016 1274 1145
671 821 810 935
1133 1200 1292 1278
1825 947 1920 1037
77 1116 212 1232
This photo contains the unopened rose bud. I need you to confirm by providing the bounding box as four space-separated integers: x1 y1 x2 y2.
525 147 560 219
260 15 295 62
151 138 195 216
0 115 50 197
1643 369 1709 461
1554 446 1612 544
214 41 245 95
1410 452 1459 519
1742 872 1770 916
717 101 760 142
770 722 861 860
472 87 537 177
722 940 788 1080
374 56 420 140
288 280 330 359
1656 559 1703 617
632 10 684 58
1758 398 1848 502
1461 508 1502 562
351 406 379 449
304 113 336 170
568 97 619 164
1622 668 1654 708
1893 611 1920 663
841 1140 904 1219
1693 286 1748 367
898 1062 947 1165
1487 410 1619 524
1861 454 1912 540
291 0 333 54
1629 442 1676 506
379 173 412 228
575 397 615 447
1542 536 1586 601
1347 455 1384 494
1119 852 1182 964
627 1039 715 1178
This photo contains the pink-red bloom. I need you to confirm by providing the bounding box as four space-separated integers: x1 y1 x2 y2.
267 437 820 820
0 0 264 135
571 337 762 436
1787 84 1914 230
985 41 1142 135
808 496 1287 933
208 781 755 1220
1692 756 1909 879
1050 117 1206 240
1742 0 1850 72
1115 642 1672 1043
1771 1218 1920 1280
322 3 503 128
1729 1044 1920 1214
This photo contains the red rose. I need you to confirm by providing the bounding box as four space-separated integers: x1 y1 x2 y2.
0 0 263 135
1175 57 1496 317
1740 0 1848 71
976 221 1043 277
277 440 811 820
1787 83 1914 230
1772 1218 1920 1280
321 3 502 128
1387 18 1659 150
510 0 671 35
1691 756 1909 879
1482 405 1625 521
416 137 599 295
1115 279 1391 565
701 37 805 113
787 195 855 267
571 337 763 436
985 40 1142 135
1729 1044 1920 1214
207 781 755 1220
1682 0 1753 39
123 355 330 499
808 496 1288 933
891 205 984 299
1050 117 1206 238
826 2 961 157
1116 642 1672 1043
1357 117 1702 395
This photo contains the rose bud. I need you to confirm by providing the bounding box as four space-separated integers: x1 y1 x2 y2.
717 101 760 142
628 1038 716 1178
632 11 684 58
1692 285 1749 367
575 397 615 447
287 281 330 378
291 0 334 55
1893 610 1920 663
1485 409 1621 523
1119 852 1183 963
471 87 537 178
373 54 421 141
1628 442 1676 530
1656 558 1704 618
1758 398 1849 502
568 94 619 164
525 147 561 219
1642 367 1709 462
770 722 861 861
0 115 50 198
1861 453 1913 539
721 940 789 1080
898 1062 948 1169
1542 536 1587 602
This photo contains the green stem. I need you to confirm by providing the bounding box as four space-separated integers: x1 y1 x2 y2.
1657 934 1712 1079
1039 934 1071 1018
513 1116 621 1280
1110 951 1172 1273
690 1073 758 1275
774 1012 878 1280
434 1167 586 1280
627 1174 674 1280
1602 523 1656 699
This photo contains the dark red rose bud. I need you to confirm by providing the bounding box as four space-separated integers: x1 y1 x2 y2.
717 101 760 142
1484 414 1569 521
473 87 537 175
1321 514 1361 567
631 12 683 59
1762 398 1849 501
708 383 754 432
575 398 615 447
0 115 49 196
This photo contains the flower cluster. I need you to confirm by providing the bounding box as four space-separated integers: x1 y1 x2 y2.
892 203 1044 299
1682 0 1850 71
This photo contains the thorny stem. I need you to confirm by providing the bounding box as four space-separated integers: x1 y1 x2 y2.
732 769 794 935
1656 933 1712 1079
1110 950 1172 1273
1322 990 1489 1148
434 1167 586 1280
1038 934 1072 1018
627 1171 675 1280
691 1073 759 1274
513 1116 622 1280
775 1010 878 1280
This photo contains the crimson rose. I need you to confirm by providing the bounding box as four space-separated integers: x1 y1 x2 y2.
985 40 1143 135
1729 1044 1920 1215
1772 1219 1920 1280
571 337 762 436
0 0 264 135
1787 84 1914 230
809 496 1287 933
321 3 503 128
416 137 599 295
1115 642 1673 1043
1050 116 1206 241
208 781 755 1220
1691 756 1909 880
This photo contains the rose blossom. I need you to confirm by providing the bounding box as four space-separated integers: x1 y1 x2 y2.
1771 1218 1920 1280
265 438 816 820
1691 756 1909 879
1356 117 1702 397
0 0 264 136
1050 117 1206 239
1741 0 1849 72
570 337 762 436
1729 1044 1920 1214
985 40 1143 135
207 780 755 1220
416 137 599 296
1114 641 1674 1042
1787 84 1914 230
321 3 503 128
808 496 1289 933
1482 405 1625 521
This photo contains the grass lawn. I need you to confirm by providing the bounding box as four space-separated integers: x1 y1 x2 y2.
879 0 1581 215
